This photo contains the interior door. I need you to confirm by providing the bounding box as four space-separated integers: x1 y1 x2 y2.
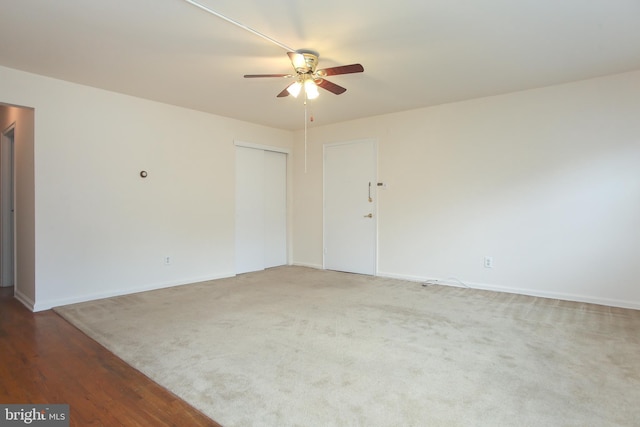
235 146 287 274
324 140 377 275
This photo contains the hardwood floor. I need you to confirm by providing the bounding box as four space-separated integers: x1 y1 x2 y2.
0 287 222 426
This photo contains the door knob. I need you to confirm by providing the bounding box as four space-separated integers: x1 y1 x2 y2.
363 213 373 218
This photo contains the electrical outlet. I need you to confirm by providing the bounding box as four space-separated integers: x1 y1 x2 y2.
164 256 171 265
483 256 493 268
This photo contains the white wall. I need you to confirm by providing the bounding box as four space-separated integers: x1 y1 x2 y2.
293 70 640 309
2 64 639 311
0 104 35 304
0 66 293 311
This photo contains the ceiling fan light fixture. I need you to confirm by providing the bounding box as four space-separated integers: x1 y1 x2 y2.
243 49 362 99
287 81 302 98
304 79 319 99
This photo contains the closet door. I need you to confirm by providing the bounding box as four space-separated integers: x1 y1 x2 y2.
235 146 287 274
263 150 287 268
235 147 265 274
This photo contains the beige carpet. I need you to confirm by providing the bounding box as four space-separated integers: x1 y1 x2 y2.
55 266 640 426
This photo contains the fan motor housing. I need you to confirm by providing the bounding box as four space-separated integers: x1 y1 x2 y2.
295 49 319 74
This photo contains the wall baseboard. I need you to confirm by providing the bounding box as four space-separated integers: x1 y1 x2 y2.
29 267 640 312
292 262 324 270
377 271 640 311
14 289 35 311
32 272 236 312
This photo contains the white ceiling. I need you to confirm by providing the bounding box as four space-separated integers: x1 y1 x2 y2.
1 0 640 130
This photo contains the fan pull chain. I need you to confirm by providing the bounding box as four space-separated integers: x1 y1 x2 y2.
304 97 308 173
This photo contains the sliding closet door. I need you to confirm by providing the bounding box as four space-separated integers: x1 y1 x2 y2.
235 146 287 274
236 147 265 274
263 150 287 268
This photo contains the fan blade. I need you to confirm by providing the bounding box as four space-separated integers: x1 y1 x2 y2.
277 84 293 98
277 86 289 98
316 79 347 95
316 64 364 77
244 73 293 78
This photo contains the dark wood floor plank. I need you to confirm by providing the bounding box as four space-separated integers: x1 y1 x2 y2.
0 288 222 427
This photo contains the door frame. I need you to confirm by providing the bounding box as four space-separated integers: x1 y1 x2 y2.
1 123 16 287
323 138 378 275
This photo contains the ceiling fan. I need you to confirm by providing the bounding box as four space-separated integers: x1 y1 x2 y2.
244 49 364 99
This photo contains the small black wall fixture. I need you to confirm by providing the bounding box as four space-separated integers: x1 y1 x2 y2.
140 171 148 178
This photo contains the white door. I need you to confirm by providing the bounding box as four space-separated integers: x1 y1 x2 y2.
0 127 15 287
324 140 377 275
263 150 287 268
236 147 265 274
235 146 287 274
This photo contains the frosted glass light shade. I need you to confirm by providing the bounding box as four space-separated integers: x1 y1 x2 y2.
305 79 319 99
287 81 302 97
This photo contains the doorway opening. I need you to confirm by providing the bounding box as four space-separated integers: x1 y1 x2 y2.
1 124 15 288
